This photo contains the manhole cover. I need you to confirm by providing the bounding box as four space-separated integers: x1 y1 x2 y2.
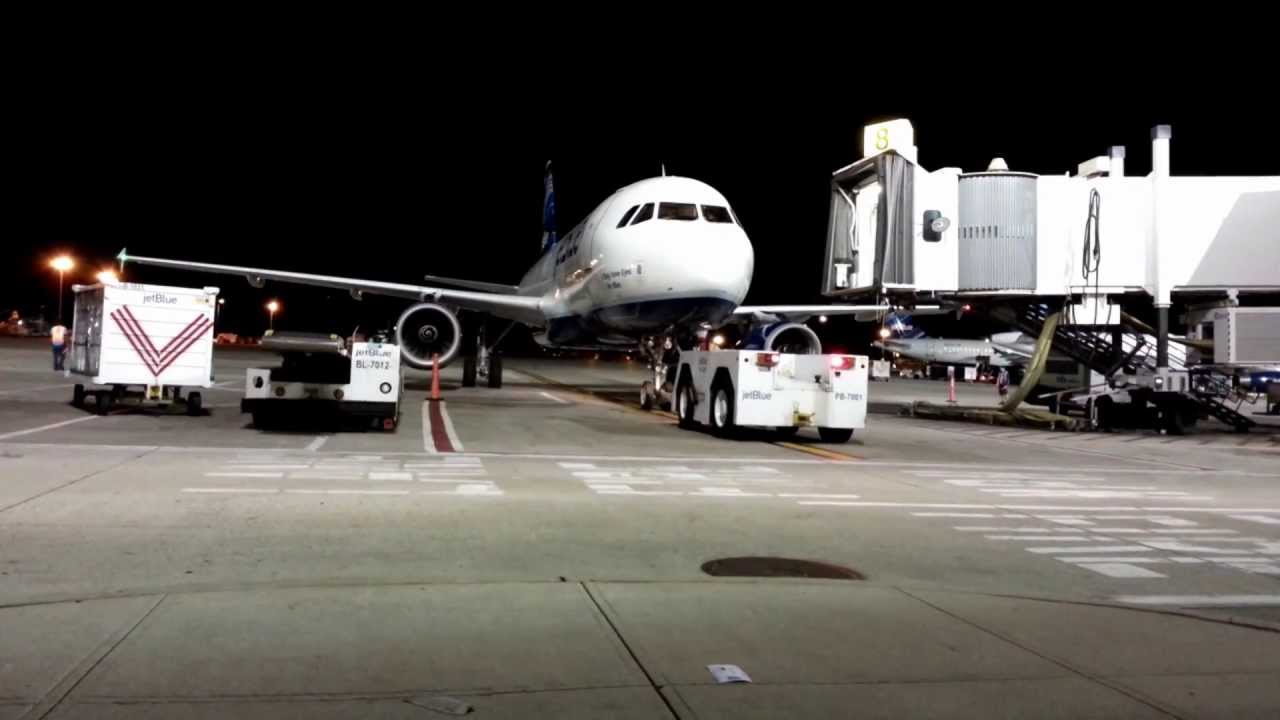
701 557 863 580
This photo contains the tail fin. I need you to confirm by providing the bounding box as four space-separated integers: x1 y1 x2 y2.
541 161 558 253
885 312 926 339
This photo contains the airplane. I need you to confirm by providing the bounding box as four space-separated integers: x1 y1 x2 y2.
118 164 933 402
873 313 1033 369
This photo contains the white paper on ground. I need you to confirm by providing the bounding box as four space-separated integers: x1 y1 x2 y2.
708 664 752 684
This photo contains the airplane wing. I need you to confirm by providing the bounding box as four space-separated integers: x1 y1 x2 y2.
732 304 945 323
116 250 545 326
989 342 1035 360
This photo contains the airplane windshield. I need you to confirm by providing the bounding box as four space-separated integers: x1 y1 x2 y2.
701 205 733 223
631 203 654 225
657 202 698 221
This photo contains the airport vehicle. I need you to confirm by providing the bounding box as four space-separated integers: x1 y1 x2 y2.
821 119 1279 433
669 348 868 442
118 165 929 406
242 331 403 430
67 280 218 414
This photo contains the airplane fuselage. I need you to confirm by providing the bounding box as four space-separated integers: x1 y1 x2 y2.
516 176 754 346
875 337 1022 367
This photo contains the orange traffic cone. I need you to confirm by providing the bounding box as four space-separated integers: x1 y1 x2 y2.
430 353 441 401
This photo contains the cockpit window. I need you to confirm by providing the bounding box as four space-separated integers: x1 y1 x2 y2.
701 205 733 223
658 202 699 221
617 205 639 228
631 203 654 225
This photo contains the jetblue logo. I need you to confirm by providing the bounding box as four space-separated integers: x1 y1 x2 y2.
741 390 772 401
142 293 177 305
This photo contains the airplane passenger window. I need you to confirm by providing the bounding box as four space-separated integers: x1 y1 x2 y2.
658 202 698 221
631 203 654 225
701 205 733 223
617 206 639 228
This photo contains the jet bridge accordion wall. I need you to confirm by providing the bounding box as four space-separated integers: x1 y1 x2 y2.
957 172 1037 292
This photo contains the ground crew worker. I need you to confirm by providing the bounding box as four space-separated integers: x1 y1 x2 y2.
50 321 67 371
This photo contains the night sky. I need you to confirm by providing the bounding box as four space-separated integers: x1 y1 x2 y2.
9 42 1274 351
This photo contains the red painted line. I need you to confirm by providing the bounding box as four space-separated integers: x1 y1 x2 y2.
427 401 455 453
119 306 162 360
154 314 208 362
110 311 162 375
153 317 212 374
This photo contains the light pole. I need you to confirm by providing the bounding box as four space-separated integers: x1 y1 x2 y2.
266 300 279 332
49 256 75 323
216 298 225 328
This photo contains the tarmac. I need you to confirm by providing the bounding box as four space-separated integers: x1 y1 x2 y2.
1 338 1278 718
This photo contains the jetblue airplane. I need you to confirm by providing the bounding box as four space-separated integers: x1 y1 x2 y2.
874 313 1032 368
119 165 910 390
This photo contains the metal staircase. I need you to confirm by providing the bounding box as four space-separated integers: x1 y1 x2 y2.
1013 303 1255 431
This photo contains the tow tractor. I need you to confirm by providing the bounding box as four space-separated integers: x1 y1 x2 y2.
666 348 869 442
242 331 403 430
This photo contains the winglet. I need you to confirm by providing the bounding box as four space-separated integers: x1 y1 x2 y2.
116 248 128 271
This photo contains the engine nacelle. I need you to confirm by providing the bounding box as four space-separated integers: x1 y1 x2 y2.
396 303 462 369
743 322 823 354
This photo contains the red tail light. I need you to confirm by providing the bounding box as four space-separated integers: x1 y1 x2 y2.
829 355 855 370
756 353 779 368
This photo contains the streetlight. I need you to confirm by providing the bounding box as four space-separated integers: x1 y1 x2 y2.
265 300 279 331
96 270 118 284
818 315 828 324
48 255 75 322
878 326 891 360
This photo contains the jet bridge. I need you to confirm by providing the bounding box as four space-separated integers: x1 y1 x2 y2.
823 120 1280 432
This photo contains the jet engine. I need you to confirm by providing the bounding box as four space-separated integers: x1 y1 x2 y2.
395 303 462 369
744 322 823 354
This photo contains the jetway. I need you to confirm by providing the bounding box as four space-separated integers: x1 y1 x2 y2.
824 120 1279 304
824 120 1280 432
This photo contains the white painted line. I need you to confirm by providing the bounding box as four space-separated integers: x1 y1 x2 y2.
369 472 413 481
1077 563 1166 579
694 488 772 498
284 489 410 496
0 415 98 441
1026 545 1152 554
955 527 1084 533
225 464 313 470
305 436 329 452
1231 514 1280 525
1058 557 1170 564
439 402 464 452
1114 595 1280 607
204 472 285 478
1086 528 1148 534
987 536 1094 541
560 462 598 469
798 502 996 509
289 474 366 481
1206 557 1277 563
182 487 278 494
539 391 570 405
454 484 501 495
776 493 862 499
1144 529 1238 535
912 513 996 518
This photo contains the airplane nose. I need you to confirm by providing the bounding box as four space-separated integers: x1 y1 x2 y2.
693 231 753 302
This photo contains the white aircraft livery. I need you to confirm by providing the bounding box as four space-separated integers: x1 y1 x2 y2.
119 165 909 389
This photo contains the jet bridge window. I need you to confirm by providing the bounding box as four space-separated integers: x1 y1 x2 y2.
658 202 698 221
631 203 654 225
617 205 639 228
701 205 733 223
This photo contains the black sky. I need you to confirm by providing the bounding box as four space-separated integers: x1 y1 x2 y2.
9 34 1274 345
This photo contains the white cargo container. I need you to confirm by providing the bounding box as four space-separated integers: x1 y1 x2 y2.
68 281 219 414
672 349 869 442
